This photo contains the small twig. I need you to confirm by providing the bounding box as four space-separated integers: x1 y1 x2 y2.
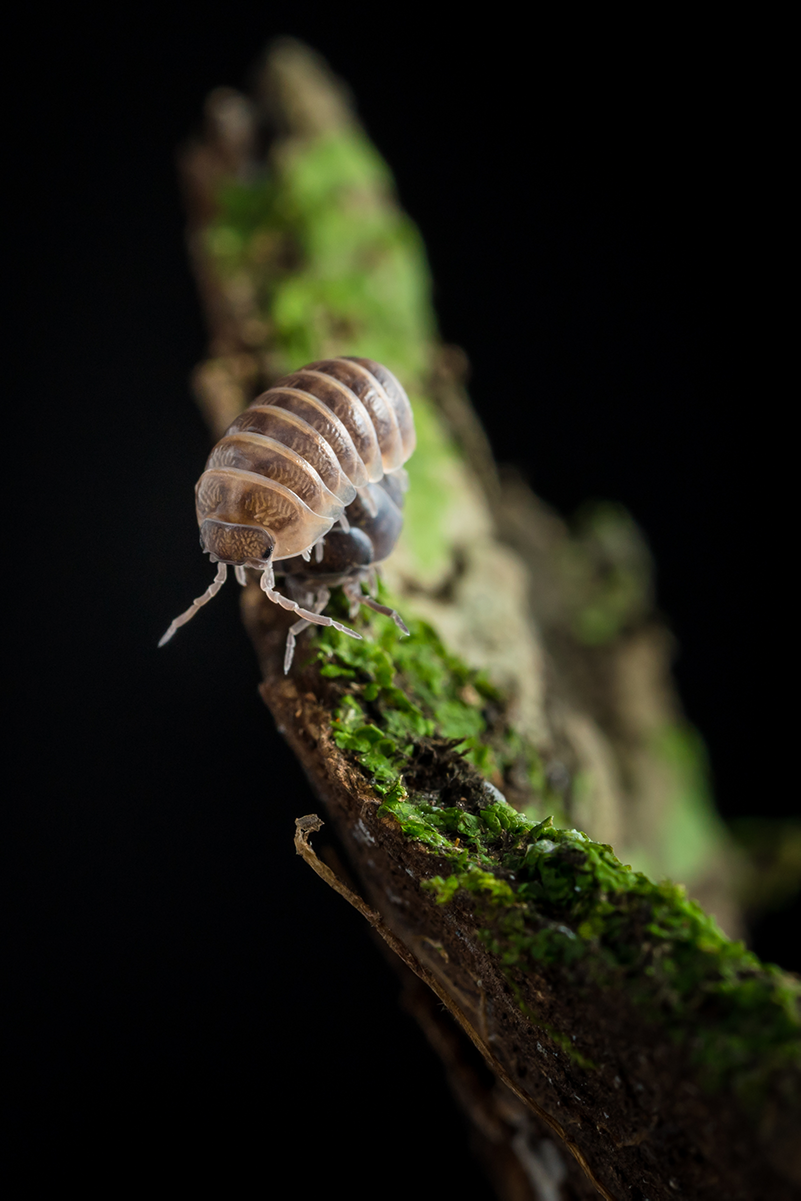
294 815 617 1201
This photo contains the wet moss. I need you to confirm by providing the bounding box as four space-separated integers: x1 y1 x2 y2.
315 606 801 1107
317 596 541 789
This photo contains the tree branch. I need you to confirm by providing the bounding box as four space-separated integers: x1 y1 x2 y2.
176 37 801 1200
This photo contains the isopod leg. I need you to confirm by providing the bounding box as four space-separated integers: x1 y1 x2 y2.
260 568 362 646
284 587 331 674
283 627 302 674
158 562 228 647
359 594 410 635
342 577 409 635
234 565 248 586
343 581 362 619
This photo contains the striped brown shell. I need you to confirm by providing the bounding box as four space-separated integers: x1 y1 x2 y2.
195 356 415 562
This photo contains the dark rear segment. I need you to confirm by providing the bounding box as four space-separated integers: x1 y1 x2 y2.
280 477 404 582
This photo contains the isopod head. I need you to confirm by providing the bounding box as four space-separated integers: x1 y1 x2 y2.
199 519 275 567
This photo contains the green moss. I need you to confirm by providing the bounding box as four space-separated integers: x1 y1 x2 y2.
208 129 434 382
318 597 536 787
399 395 462 577
614 721 731 887
314 606 800 1102
651 723 729 883
420 808 801 1106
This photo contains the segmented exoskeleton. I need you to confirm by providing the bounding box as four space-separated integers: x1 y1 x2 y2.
159 357 415 671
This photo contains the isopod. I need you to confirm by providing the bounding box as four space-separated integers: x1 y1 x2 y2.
159 357 415 672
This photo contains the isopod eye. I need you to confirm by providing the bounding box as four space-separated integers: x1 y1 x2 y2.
200 519 275 566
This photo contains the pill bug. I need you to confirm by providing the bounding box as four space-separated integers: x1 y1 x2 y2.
159 356 415 672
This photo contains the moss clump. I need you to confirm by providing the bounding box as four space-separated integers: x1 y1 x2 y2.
317 595 546 796
208 129 434 382
313 606 801 1109
433 835 801 1107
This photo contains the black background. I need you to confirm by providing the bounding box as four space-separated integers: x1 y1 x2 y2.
8 7 794 1190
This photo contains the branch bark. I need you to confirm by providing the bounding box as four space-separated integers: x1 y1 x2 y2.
176 38 801 1200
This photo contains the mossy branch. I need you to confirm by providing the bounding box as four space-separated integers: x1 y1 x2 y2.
178 39 801 1201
